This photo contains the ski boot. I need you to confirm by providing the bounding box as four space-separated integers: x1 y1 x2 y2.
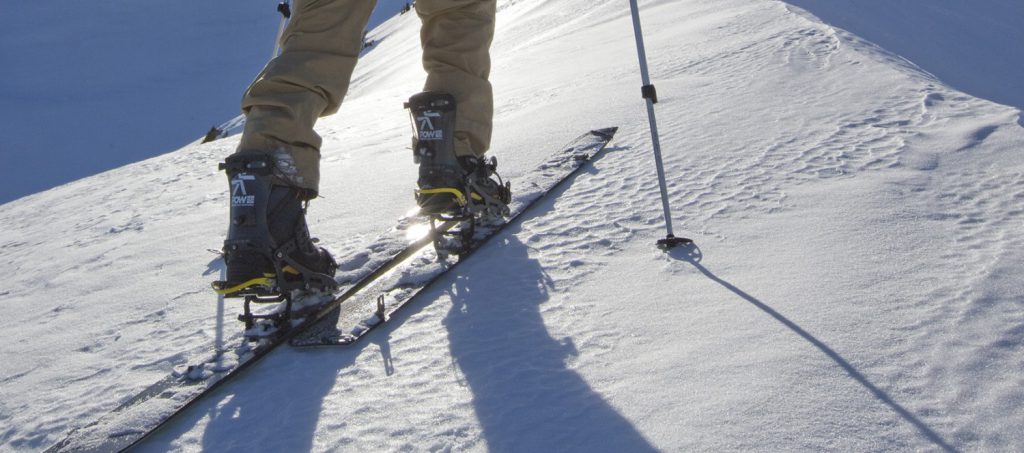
406 92 511 254
407 91 511 217
212 150 338 330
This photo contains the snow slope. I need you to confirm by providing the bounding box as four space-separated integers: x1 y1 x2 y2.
785 0 1024 116
2 0 1023 451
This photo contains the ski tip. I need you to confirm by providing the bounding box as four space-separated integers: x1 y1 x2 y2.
590 127 618 139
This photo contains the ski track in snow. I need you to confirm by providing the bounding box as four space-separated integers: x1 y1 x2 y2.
2 0 1023 451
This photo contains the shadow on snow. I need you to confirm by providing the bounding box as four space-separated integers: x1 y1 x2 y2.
668 243 959 453
443 234 659 452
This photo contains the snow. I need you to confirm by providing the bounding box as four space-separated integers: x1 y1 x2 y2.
2 0 1023 451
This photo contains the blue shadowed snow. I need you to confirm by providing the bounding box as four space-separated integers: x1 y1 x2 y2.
784 0 1024 114
0 0 413 205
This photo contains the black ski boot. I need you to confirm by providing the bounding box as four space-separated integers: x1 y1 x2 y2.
406 91 511 218
214 151 337 298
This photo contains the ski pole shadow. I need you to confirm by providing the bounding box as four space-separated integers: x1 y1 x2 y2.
666 243 959 453
444 235 659 452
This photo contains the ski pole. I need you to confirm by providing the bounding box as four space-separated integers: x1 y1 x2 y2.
272 1 292 59
628 0 692 249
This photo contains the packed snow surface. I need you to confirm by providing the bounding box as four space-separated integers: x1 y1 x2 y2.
2 0 1023 451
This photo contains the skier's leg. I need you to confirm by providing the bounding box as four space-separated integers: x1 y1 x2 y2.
416 0 497 157
409 0 508 220
220 0 375 296
238 0 378 196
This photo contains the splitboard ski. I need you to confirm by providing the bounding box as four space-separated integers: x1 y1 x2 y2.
292 127 619 347
44 127 617 453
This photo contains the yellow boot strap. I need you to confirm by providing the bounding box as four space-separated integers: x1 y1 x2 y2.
418 188 468 206
213 275 274 295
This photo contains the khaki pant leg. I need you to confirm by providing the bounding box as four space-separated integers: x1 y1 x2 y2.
238 0 377 195
416 0 497 156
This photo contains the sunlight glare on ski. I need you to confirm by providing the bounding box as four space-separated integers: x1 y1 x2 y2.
405 222 432 242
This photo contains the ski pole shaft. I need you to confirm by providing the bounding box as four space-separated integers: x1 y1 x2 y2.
642 92 676 237
629 0 653 88
272 1 292 59
628 0 690 248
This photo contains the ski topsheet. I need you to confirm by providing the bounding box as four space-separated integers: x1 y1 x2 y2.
45 127 617 453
